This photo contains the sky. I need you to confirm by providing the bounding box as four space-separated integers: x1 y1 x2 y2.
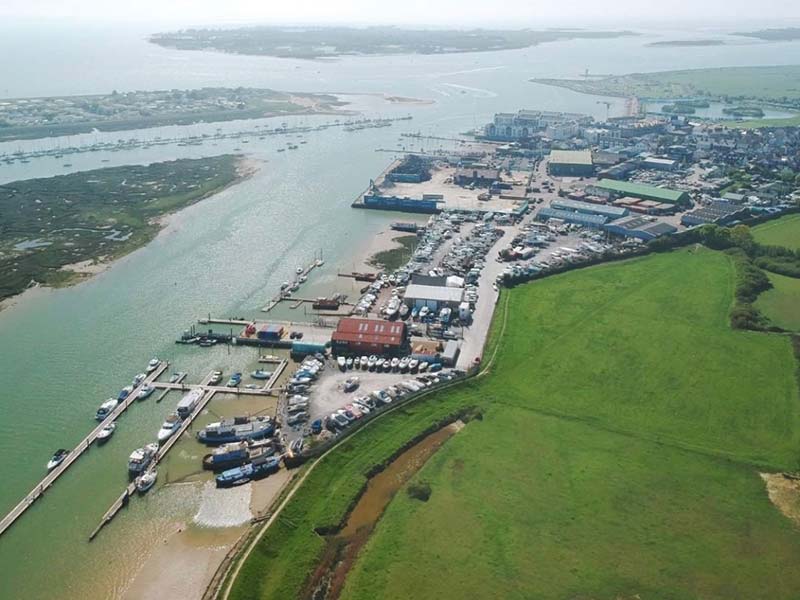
0 0 798 28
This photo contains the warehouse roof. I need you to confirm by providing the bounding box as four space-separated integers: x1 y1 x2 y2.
548 149 593 166
595 179 688 203
551 198 628 219
404 284 465 303
332 318 405 346
537 207 608 226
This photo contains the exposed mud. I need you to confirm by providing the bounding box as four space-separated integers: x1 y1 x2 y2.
305 420 465 600
761 472 800 526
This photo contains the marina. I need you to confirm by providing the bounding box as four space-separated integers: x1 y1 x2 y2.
0 361 169 539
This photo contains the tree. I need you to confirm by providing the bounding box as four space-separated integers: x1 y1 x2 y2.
730 224 755 255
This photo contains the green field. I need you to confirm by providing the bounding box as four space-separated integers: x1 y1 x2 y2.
229 248 800 599
757 272 800 331
753 214 800 250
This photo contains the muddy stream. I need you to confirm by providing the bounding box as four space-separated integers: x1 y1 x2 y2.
306 420 465 600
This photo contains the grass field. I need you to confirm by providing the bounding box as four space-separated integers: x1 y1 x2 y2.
753 214 800 250
757 272 800 331
229 247 800 599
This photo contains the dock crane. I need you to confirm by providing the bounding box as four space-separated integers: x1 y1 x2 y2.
596 100 611 120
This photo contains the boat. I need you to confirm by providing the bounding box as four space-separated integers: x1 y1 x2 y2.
391 357 400 371
346 357 354 369
215 455 281 488
337 356 346 371
296 267 303 275
117 385 134 401
313 297 340 310
168 372 184 384
135 469 157 493
202 440 275 471
96 423 116 443
137 384 155 400
368 355 377 370
316 259 325 267
157 414 182 442
360 356 369 370
133 373 146 386
47 449 70 471
343 377 360 392
197 416 275 446
399 357 410 372
198 338 217 347
146 358 160 373
209 371 223 385
251 369 272 380
409 359 419 372
419 361 429 373
128 443 158 476
95 398 118 421
176 388 204 418
226 372 242 387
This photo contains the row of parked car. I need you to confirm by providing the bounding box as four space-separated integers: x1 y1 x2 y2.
323 370 463 434
284 355 327 428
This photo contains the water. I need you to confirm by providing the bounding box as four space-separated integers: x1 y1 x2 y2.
0 20 798 600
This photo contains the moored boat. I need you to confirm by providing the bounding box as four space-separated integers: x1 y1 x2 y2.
215 455 281 488
133 373 146 386
226 372 242 387
95 398 118 421
96 422 116 443
197 416 274 446
251 369 271 380
146 358 160 373
137 384 155 400
135 469 157 493
47 449 70 471
117 385 134 401
157 414 182 443
128 443 158 476
176 388 204 418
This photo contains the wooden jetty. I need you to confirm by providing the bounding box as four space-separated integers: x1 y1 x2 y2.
261 258 323 313
0 361 169 539
156 372 186 403
89 370 219 541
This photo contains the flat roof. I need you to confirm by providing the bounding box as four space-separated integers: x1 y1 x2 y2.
332 318 405 346
551 198 628 218
538 207 608 226
404 284 465 303
595 179 687 203
548 149 593 166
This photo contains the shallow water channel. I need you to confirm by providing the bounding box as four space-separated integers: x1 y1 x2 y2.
307 420 464 599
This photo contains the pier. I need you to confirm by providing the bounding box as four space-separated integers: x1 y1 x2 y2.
0 361 169 539
90 370 219 541
261 257 323 313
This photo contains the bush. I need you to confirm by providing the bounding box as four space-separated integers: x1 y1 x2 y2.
407 481 432 502
755 255 800 279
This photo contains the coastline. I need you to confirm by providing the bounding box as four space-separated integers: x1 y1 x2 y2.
0 156 262 316
123 470 293 600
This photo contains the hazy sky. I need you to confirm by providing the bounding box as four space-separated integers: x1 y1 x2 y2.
1 0 798 27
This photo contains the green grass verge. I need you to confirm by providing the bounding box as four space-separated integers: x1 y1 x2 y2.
229 247 800 600
757 272 800 331
732 114 800 129
753 214 800 250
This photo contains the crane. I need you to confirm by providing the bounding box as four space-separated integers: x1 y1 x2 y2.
596 100 611 120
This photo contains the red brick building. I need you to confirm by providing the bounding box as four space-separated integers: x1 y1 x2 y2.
331 318 407 356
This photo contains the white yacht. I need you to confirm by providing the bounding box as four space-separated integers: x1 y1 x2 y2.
157 414 181 443
135 469 157 493
146 358 160 373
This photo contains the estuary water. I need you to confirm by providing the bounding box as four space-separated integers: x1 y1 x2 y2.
0 21 798 600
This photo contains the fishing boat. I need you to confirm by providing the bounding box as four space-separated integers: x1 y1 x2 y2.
135 469 157 493
137 384 155 400
47 449 70 471
226 372 242 387
197 416 275 446
251 369 271 380
96 423 116 443
215 455 281 488
95 398 118 421
157 414 182 443
128 443 158 476
176 388 204 418
117 385 134 401
146 358 160 373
